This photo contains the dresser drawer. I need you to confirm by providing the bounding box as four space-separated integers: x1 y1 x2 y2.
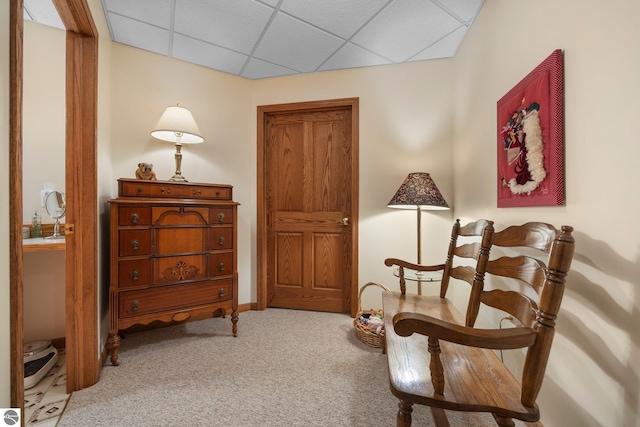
155 227 207 255
211 227 233 250
212 207 234 224
118 259 152 288
119 180 232 200
118 279 233 318
210 252 234 277
155 254 207 285
119 230 152 257
119 206 151 226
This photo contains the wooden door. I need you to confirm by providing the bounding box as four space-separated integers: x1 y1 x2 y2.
257 98 359 314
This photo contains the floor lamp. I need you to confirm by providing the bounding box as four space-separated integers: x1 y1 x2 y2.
388 172 450 291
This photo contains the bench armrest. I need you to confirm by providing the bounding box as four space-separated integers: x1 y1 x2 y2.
393 312 537 350
384 258 446 273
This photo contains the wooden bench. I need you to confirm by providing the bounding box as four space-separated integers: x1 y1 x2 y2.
383 220 575 427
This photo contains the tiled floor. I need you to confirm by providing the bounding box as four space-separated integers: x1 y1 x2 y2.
24 350 70 427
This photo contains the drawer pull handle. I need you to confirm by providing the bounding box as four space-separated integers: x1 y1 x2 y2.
131 300 139 312
136 187 142 193
216 191 221 196
218 288 225 298
218 236 225 245
130 213 139 224
131 270 139 281
131 239 139 251
218 212 225 222
218 262 225 272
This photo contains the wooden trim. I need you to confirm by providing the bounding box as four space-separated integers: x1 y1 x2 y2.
63 23 99 391
349 99 359 317
10 0 100 407
51 0 97 36
9 0 24 409
256 105 267 311
256 98 359 315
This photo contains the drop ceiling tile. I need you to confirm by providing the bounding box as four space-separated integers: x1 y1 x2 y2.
279 0 389 39
253 12 344 72
172 34 248 76
434 0 484 22
257 0 280 7
411 26 468 61
108 12 171 56
24 0 64 29
242 57 299 80
103 0 172 29
318 42 391 72
174 0 274 54
352 0 460 63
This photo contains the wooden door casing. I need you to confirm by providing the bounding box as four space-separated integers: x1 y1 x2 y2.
10 0 100 407
257 98 359 315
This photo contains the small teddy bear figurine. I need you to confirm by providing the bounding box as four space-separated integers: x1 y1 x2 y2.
135 162 157 180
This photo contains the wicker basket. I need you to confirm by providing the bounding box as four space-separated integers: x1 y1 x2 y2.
353 282 389 348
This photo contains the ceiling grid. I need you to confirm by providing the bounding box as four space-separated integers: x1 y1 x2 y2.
24 0 484 80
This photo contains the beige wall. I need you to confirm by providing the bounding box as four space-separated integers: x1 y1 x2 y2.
109 44 254 303
109 46 457 307
6 0 640 425
250 61 457 304
453 1 640 426
0 0 10 408
90 0 114 366
22 21 66 343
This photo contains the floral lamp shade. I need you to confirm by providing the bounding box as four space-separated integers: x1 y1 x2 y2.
388 172 449 210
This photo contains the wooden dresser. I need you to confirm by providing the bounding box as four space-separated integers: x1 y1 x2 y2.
107 179 239 365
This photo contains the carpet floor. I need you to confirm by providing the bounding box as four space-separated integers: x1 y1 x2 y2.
58 308 526 427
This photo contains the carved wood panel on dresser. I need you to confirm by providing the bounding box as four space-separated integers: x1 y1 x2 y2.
107 179 239 365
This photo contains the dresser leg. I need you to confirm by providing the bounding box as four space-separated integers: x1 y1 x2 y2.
107 333 121 366
231 310 239 337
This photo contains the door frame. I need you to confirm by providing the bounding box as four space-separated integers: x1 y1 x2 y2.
9 0 99 407
256 98 359 317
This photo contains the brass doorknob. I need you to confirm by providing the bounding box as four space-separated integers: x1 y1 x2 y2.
341 218 349 226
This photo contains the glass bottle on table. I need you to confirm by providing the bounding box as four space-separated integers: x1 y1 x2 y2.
31 210 42 238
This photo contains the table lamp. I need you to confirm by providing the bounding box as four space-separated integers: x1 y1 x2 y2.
151 104 204 182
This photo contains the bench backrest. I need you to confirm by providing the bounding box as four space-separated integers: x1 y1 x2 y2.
467 221 575 406
385 219 491 299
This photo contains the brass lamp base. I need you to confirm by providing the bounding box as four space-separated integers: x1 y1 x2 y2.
171 143 188 182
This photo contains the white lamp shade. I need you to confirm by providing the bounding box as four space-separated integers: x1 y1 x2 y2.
151 105 204 144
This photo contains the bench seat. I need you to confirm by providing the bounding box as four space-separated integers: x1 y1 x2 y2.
383 291 539 422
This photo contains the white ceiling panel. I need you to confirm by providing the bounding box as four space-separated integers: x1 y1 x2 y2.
172 34 249 76
318 42 392 72
174 0 274 55
351 0 461 63
434 0 484 22
242 57 298 80
279 0 390 39
103 0 172 29
108 13 171 57
253 12 344 73
24 0 64 29
257 0 280 7
26 0 485 80
411 26 469 61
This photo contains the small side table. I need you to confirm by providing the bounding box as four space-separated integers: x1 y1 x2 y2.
393 268 442 295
